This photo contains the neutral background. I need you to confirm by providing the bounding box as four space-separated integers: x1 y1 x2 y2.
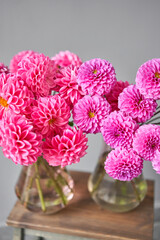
1 0 160 226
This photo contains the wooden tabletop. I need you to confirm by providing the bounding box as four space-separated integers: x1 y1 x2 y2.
7 171 154 240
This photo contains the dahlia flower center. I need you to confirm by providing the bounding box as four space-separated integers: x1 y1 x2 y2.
114 133 120 137
93 69 97 74
0 97 8 107
147 138 157 149
155 72 160 79
88 111 95 118
49 118 55 124
138 99 142 104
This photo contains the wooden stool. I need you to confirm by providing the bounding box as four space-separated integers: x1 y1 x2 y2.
7 171 154 240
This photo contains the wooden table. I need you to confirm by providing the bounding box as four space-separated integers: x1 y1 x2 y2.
6 171 154 240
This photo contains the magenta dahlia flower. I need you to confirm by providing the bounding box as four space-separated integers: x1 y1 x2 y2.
152 151 160 174
105 147 143 181
0 73 34 119
133 124 160 161
105 80 129 111
102 111 139 148
42 127 88 167
0 63 9 75
118 85 157 123
51 50 82 69
55 66 85 109
10 50 36 73
18 53 56 98
31 95 70 137
136 58 160 100
0 113 42 165
77 58 117 96
73 95 111 134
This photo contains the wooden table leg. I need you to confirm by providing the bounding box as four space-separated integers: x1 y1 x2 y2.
13 228 24 240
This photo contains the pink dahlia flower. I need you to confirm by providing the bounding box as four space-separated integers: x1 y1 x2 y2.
10 50 36 73
77 58 117 96
31 95 70 137
51 50 82 69
105 80 129 111
152 151 160 174
18 53 56 98
55 66 85 109
0 63 9 74
0 113 42 165
42 127 88 167
136 58 160 100
0 73 34 119
105 147 143 181
73 95 111 134
118 85 157 123
102 111 139 148
133 124 160 161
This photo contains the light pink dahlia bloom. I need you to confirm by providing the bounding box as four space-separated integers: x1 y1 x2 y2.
0 63 9 75
102 111 139 148
51 50 82 69
31 95 70 137
105 80 129 111
136 58 160 100
55 66 85 109
118 85 157 123
105 147 143 181
0 73 34 119
10 50 36 73
133 124 160 161
73 95 111 134
18 53 56 98
77 58 117 96
152 151 160 174
42 127 88 167
0 113 42 165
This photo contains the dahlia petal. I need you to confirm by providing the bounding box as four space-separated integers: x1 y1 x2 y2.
31 95 70 138
102 111 139 148
105 147 143 181
0 113 42 165
73 95 111 134
136 58 160 100
77 58 117 96
118 85 157 123
133 124 160 161
51 50 82 69
42 127 88 167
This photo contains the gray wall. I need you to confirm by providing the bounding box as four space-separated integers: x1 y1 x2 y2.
1 0 160 226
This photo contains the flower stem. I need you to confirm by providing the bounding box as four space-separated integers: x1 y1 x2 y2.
57 168 73 191
34 162 46 212
91 152 111 194
91 167 106 194
153 110 160 117
156 105 160 111
131 179 141 203
145 116 160 124
41 158 67 206
24 173 34 208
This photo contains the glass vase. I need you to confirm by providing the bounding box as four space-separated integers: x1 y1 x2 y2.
88 145 148 212
15 156 74 214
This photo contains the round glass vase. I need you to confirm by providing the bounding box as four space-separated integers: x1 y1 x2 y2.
88 145 148 213
15 156 74 214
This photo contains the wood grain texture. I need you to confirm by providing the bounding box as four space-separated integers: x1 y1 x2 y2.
7 171 154 240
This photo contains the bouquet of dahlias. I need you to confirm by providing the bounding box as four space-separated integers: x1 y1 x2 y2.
71 57 160 211
72 58 160 181
1 50 160 211
0 50 89 212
